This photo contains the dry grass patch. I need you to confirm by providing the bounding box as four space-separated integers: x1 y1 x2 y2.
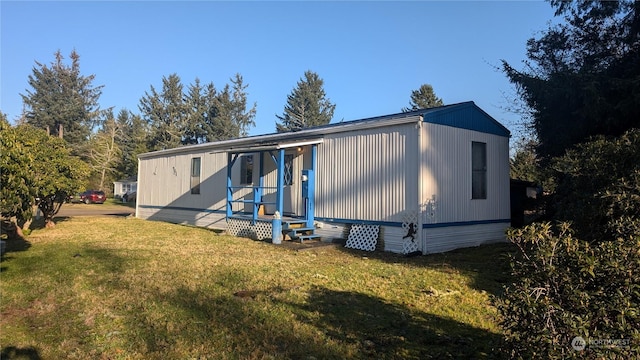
1 216 513 359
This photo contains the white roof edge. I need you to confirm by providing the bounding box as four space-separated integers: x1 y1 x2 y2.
209 139 325 154
277 138 324 149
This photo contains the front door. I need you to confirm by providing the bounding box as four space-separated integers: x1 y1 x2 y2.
283 152 302 216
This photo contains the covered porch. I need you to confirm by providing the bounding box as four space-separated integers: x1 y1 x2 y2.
221 138 322 243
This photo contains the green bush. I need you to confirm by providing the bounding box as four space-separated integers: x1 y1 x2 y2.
551 129 640 242
499 129 640 358
499 223 640 359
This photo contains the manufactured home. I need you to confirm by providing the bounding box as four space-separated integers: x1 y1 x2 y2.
113 176 137 201
136 102 511 254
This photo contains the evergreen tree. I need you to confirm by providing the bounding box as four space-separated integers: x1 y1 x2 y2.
139 74 188 151
114 109 148 179
498 2 640 357
276 71 335 132
183 78 211 145
229 73 257 138
212 84 239 141
140 74 255 148
510 139 540 182
402 84 444 112
199 82 219 141
213 74 257 139
20 50 103 153
502 0 640 161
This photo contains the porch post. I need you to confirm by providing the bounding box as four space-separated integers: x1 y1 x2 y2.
306 144 318 228
271 148 285 244
226 153 233 219
226 153 239 219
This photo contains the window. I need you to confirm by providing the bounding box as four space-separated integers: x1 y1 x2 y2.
240 155 253 185
191 157 201 195
123 183 136 194
472 142 487 199
284 154 294 186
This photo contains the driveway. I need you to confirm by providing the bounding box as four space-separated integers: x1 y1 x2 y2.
55 203 135 218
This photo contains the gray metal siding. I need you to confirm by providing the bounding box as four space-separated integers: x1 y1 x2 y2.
137 150 244 226
423 223 509 254
419 122 510 223
419 122 510 253
315 120 420 223
135 106 511 255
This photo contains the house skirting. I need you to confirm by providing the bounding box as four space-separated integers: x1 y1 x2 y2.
227 217 273 241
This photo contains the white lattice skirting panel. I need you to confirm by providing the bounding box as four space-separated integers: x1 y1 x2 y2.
227 218 272 241
345 224 380 251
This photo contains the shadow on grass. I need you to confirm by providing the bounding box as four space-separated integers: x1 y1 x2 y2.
0 346 42 360
335 242 516 297
296 286 505 359
1 241 506 359
0 245 134 357
124 282 504 359
2 236 32 253
1 234 33 272
27 216 73 232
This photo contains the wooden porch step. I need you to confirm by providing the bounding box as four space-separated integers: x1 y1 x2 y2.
283 220 307 229
298 234 321 242
287 227 315 234
284 226 319 243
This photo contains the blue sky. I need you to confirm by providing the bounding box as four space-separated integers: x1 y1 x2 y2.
1 1 557 138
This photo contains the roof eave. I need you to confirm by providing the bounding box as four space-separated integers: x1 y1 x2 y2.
138 115 421 159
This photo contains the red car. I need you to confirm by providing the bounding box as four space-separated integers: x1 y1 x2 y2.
80 190 106 204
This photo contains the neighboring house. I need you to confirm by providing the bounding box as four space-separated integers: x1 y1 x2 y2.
113 176 137 201
136 102 511 254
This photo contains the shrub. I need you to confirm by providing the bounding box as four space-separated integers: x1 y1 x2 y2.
499 223 640 359
551 129 640 242
499 129 640 358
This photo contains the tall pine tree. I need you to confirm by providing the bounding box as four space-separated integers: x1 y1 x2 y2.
140 74 256 149
214 74 257 139
402 84 444 112
115 109 148 179
139 74 188 151
21 50 103 153
276 71 335 132
183 78 211 145
502 0 640 160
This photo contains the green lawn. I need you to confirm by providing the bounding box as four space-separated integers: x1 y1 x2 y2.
1 215 514 359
